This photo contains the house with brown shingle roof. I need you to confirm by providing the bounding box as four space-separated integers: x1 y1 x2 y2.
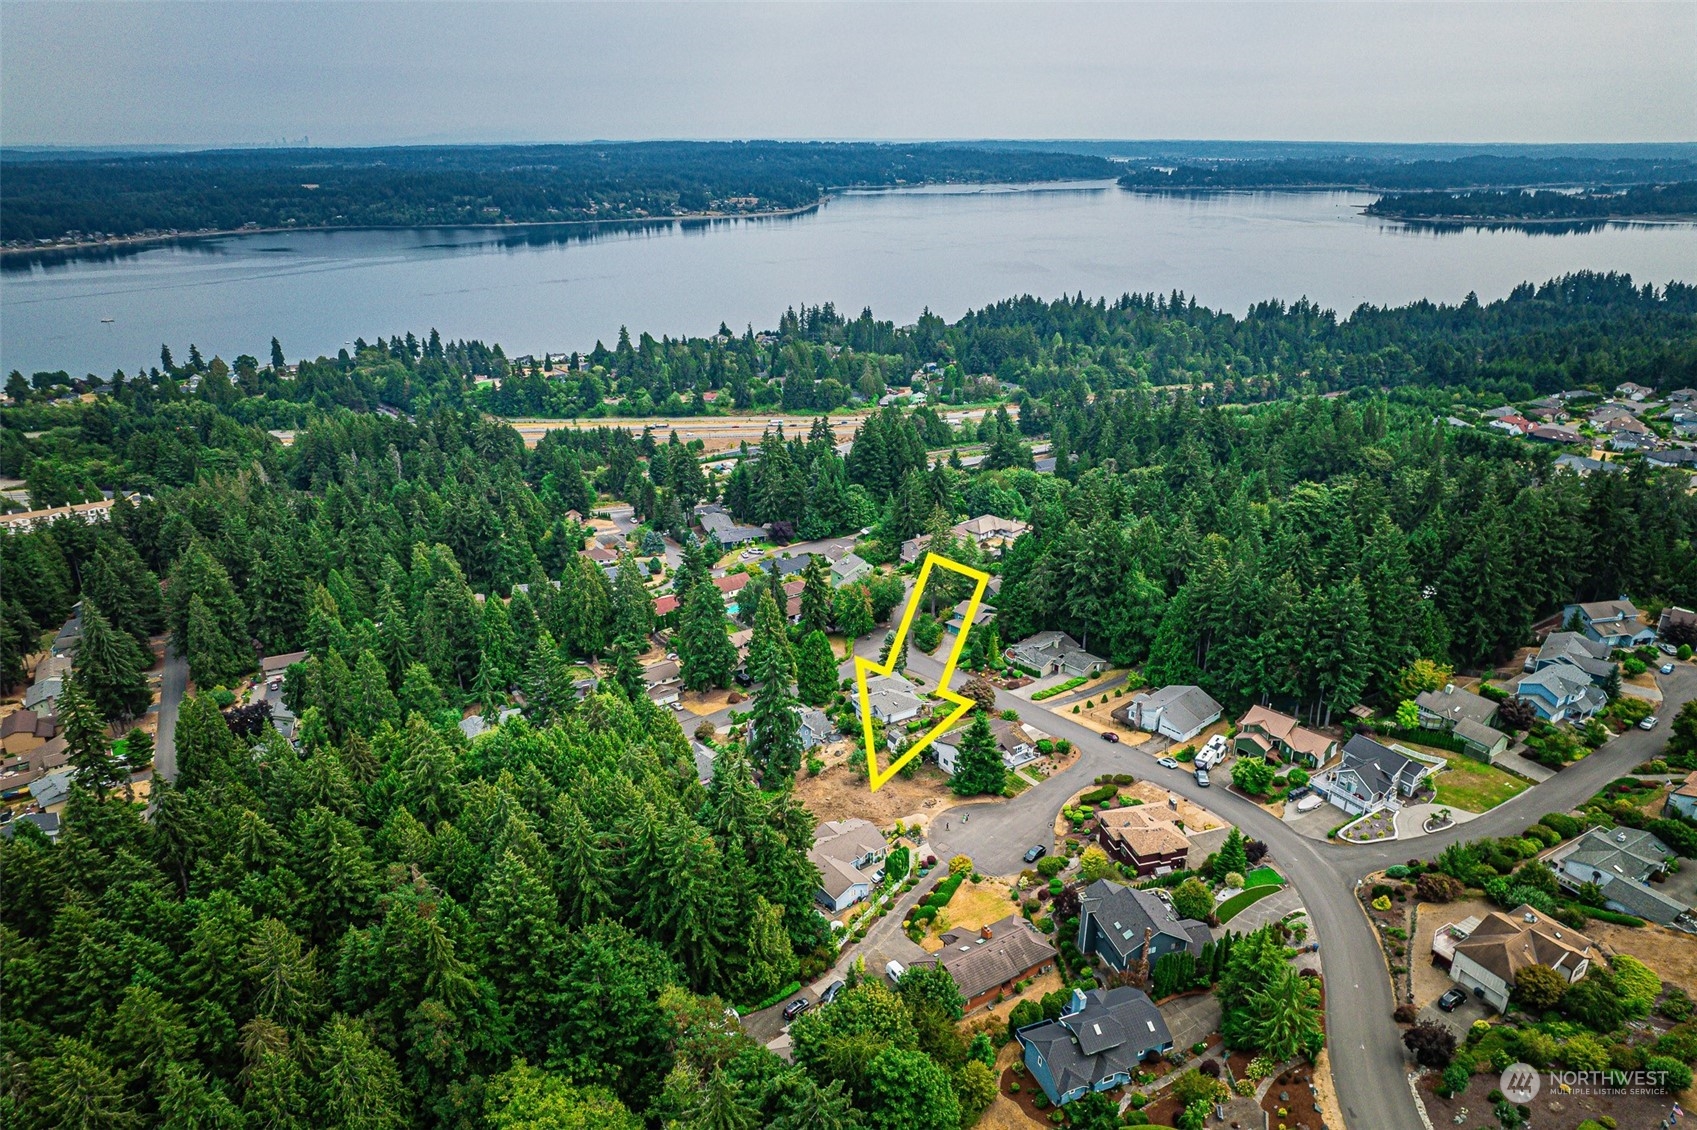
1665 771 1697 821
1438 903 1595 1013
1232 705 1337 770
1 709 57 755
921 915 1057 1011
1095 807 1191 876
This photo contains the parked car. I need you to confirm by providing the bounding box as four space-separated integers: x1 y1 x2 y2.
820 980 846 1005
1662 643 1680 656
1195 767 1211 787
1662 663 1677 675
1023 844 1047 863
781 997 811 1021
1641 715 1660 730
1157 757 1180 770
1101 730 1120 743
1438 988 1467 1012
733 669 754 688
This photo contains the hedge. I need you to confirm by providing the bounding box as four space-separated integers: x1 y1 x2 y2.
739 979 803 1013
1578 905 1646 927
1216 883 1285 923
1032 677 1089 701
924 873 966 910
1079 784 1119 806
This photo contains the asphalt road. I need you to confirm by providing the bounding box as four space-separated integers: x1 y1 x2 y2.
839 632 1697 1130
152 649 188 783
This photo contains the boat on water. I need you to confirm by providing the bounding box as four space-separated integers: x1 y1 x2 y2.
100 317 115 323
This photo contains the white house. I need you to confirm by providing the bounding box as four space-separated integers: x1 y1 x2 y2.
1315 735 1436 816
810 818 888 912
1118 685 1223 744
1666 772 1697 821
856 673 926 726
1435 904 1595 1013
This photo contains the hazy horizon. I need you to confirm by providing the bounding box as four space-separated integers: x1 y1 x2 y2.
3 2 1693 148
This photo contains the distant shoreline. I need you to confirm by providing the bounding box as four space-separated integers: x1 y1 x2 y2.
1366 210 1697 228
0 198 828 260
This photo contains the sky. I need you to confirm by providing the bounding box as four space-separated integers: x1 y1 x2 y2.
2 2 1694 148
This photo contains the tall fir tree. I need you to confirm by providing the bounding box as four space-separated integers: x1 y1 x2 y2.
794 630 838 707
677 582 738 692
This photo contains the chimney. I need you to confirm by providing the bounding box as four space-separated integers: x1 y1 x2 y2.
981 925 994 940
1144 925 1154 955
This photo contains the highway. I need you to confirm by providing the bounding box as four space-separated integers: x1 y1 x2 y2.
841 633 1697 1130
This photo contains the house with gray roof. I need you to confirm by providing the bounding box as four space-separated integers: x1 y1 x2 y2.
1118 685 1223 744
696 506 765 548
1532 632 1617 685
1647 448 1697 470
1562 598 1656 648
23 678 62 713
1413 684 1508 763
1316 734 1436 816
0 811 61 841
1554 454 1625 477
1076 879 1211 972
1547 827 1689 926
1017 986 1173 1106
855 673 926 726
830 553 872 587
1515 662 1607 723
810 818 888 913
1004 631 1106 679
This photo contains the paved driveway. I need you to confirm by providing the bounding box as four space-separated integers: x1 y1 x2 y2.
1417 994 1491 1040
1161 992 1222 1053
1217 883 1305 936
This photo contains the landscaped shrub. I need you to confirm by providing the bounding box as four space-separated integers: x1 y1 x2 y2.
1372 895 1393 911
1523 823 1561 847
1036 855 1067 878
1079 784 1118 805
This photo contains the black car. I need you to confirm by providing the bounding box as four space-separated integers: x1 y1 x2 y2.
733 669 754 688
1023 844 1047 864
781 997 812 1021
819 979 846 1005
1101 730 1120 743
1437 988 1467 1012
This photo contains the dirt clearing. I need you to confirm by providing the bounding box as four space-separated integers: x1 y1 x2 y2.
795 758 965 831
1590 921 1697 987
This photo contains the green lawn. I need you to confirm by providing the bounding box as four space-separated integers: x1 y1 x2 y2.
1244 866 1282 888
1217 883 1284 923
1424 746 1530 813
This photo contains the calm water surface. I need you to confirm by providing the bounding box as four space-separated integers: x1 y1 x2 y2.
4 182 1695 375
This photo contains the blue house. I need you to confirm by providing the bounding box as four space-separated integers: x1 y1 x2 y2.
1515 662 1606 723
1076 879 1211 970
1017 986 1173 1105
1561 599 1657 649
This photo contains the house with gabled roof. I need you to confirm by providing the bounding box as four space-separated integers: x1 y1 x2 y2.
1076 879 1211 970
1515 662 1606 723
1017 986 1173 1106
1119 685 1222 744
1532 632 1617 685
830 553 872 587
1658 606 1696 640
1664 771 1697 821
1234 705 1337 769
1546 826 1689 925
1413 685 1510 762
1004 631 1106 679
855 673 926 726
810 818 888 913
1315 734 1436 815
1437 904 1596 1013
1562 598 1656 648
918 915 1056 1011
946 598 995 636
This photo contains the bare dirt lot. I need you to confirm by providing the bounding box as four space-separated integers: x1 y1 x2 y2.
795 758 965 831
1412 896 1498 1007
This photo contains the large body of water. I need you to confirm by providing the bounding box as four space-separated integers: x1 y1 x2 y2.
4 181 1695 376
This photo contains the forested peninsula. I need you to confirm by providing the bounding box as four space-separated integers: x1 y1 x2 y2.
0 142 1116 247
1114 153 1697 193
1365 181 1697 226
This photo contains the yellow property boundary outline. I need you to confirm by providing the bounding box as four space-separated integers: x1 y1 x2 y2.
855 552 991 791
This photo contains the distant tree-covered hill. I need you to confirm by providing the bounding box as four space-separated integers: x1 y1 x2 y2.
0 142 1117 243
1116 154 1697 192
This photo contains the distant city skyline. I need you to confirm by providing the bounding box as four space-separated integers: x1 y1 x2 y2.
2 2 1693 148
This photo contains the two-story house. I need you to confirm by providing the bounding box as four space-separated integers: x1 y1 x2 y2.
1233 705 1338 769
1017 987 1173 1106
1094 808 1192 876
810 818 888 913
1515 663 1607 723
1529 632 1617 686
1562 598 1657 648
1076 879 1211 970
1315 734 1437 816
1413 685 1510 763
